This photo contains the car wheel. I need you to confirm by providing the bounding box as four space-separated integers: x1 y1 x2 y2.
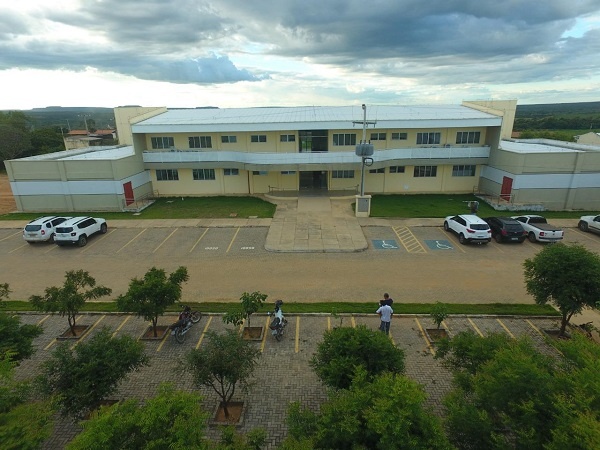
49 234 55 243
77 235 87 247
100 223 108 234
578 221 589 232
494 234 503 244
459 233 467 245
528 232 537 243
443 222 450 231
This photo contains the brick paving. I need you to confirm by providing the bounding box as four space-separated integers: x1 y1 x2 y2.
14 311 566 449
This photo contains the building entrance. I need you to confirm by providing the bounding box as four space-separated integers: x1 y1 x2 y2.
299 171 328 190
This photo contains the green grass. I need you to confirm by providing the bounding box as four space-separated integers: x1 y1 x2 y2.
2 301 559 316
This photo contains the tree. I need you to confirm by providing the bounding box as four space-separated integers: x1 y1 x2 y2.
67 382 208 450
0 313 43 362
430 302 450 329
30 127 64 154
182 330 260 419
523 243 600 336
223 291 267 328
37 327 149 419
0 124 31 165
29 270 112 336
284 369 453 450
310 325 405 390
0 283 10 302
117 266 189 337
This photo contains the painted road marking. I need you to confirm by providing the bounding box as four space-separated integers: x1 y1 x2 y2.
72 315 105 348
112 315 131 337
153 228 179 253
189 228 209 253
226 227 240 253
81 229 116 253
496 318 515 339
424 239 454 250
117 229 147 253
241 246 255 250
372 239 399 249
204 246 219 250
414 317 435 355
295 316 300 353
195 316 213 349
0 231 21 242
467 318 484 337
393 226 427 253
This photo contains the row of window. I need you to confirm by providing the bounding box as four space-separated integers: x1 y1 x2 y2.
151 131 481 150
156 165 476 181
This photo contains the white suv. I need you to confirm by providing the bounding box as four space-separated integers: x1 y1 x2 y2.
54 217 107 247
444 214 492 245
23 216 71 243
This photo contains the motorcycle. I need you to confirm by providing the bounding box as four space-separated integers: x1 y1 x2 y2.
268 300 288 341
170 306 202 343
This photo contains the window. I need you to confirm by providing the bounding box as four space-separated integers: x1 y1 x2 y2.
252 171 268 175
156 169 179 181
452 165 476 177
333 133 356 146
224 168 239 176
151 137 174 149
389 166 405 173
221 135 237 143
189 136 212 148
280 171 296 175
391 132 407 140
331 170 354 179
456 131 481 144
370 133 386 141
193 169 215 180
369 168 385 174
251 135 267 143
280 134 296 142
413 166 437 177
416 132 441 145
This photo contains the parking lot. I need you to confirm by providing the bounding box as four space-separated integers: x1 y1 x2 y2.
2 222 599 304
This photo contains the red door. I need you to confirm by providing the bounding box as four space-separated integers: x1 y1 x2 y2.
123 181 134 205
500 176 513 201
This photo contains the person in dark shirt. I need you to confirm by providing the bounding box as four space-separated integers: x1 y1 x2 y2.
379 292 393 307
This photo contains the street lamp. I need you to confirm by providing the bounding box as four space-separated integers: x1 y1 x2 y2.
353 104 375 217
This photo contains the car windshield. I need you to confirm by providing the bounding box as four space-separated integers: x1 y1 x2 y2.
470 224 489 230
505 224 522 231
56 227 73 233
25 225 42 231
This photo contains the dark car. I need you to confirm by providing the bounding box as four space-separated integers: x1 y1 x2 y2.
483 217 527 243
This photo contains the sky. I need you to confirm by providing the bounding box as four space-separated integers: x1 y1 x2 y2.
1 0 600 110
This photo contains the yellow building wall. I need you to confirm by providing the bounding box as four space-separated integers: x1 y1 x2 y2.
114 107 166 145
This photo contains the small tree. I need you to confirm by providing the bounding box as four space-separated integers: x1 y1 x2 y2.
29 270 112 336
310 325 405 390
523 243 600 336
182 330 260 419
38 327 149 419
223 291 267 328
0 282 10 303
117 266 189 337
430 302 449 329
0 313 43 363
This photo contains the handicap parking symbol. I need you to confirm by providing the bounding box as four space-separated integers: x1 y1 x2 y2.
372 240 399 250
424 240 454 250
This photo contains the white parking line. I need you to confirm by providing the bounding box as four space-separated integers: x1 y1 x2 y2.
189 228 209 253
153 228 178 253
116 229 147 253
0 231 21 242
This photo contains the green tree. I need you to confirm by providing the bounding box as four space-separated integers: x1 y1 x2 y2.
0 124 31 166
284 369 453 450
30 270 112 336
523 243 600 336
67 383 208 450
310 325 405 390
0 283 9 302
430 302 450 329
0 313 43 362
37 327 149 419
223 291 267 328
117 266 189 337
182 330 260 419
30 127 64 154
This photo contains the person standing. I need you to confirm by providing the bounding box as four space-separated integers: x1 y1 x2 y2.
379 292 393 307
376 302 393 335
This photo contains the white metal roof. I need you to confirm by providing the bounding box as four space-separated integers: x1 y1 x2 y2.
10 145 134 162
131 105 502 133
500 139 600 154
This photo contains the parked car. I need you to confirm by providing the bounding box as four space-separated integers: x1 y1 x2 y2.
578 214 600 235
483 217 527 243
511 215 564 243
22 216 71 243
443 214 492 245
54 217 108 247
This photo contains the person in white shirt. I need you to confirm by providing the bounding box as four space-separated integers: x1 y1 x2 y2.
376 303 393 335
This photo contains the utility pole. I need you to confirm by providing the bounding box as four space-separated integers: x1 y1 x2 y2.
352 104 376 216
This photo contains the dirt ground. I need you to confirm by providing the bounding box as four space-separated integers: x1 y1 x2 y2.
0 172 16 214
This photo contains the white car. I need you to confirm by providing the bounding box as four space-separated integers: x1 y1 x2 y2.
444 214 492 245
578 214 600 235
54 216 108 247
23 216 71 243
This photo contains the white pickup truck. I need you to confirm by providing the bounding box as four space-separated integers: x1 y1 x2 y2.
512 215 564 243
578 214 600 235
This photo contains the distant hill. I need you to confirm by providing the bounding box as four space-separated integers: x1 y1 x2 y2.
1 106 116 130
516 101 600 118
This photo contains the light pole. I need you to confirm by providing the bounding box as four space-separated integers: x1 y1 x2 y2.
353 104 376 217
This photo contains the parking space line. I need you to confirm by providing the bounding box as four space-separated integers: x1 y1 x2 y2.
295 316 300 353
327 316 331 331
44 315 83 350
71 315 105 348
189 228 209 253
0 231 21 242
195 316 213 349
351 316 356 328
156 326 170 351
490 242 505 253
260 316 270 352
81 229 116 253
414 317 435 355
117 229 147 253
44 244 58 254
153 228 178 253
467 318 484 337
441 229 466 253
37 314 51 325
393 226 427 253
8 243 28 253
112 315 131 337
496 318 515 339
525 318 545 337
570 228 599 242
226 227 240 253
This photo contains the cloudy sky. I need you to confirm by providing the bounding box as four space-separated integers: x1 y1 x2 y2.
2 0 600 110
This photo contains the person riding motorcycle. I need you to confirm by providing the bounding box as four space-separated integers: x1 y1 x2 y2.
269 300 287 339
171 305 191 334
